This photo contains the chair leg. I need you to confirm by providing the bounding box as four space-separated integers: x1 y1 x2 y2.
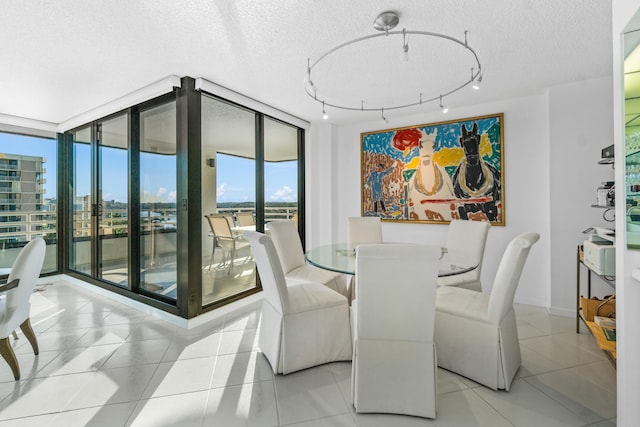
0 337 20 380
12 331 18 340
228 243 236 275
209 243 216 271
20 318 39 355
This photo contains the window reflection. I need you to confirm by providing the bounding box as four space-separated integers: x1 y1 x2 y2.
140 101 177 300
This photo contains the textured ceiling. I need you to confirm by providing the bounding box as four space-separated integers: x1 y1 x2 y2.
0 0 613 127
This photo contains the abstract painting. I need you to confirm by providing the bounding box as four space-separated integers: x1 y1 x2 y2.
360 113 504 225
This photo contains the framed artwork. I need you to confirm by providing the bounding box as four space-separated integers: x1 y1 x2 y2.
360 113 504 225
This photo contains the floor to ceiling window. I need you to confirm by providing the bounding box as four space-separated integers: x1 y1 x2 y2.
201 96 257 306
140 101 178 302
264 117 300 230
98 114 129 286
69 126 92 275
61 76 305 318
0 131 57 274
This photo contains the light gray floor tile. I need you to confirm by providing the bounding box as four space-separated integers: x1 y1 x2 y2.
275 369 351 425
473 378 587 426
352 412 434 426
0 350 60 383
211 351 273 389
161 332 221 361
434 389 512 427
218 328 260 355
50 402 138 427
35 343 121 377
64 364 158 410
0 413 58 426
74 324 133 347
101 339 171 369
0 372 95 420
126 390 208 427
0 282 618 426
437 367 478 395
289 413 356 426
524 361 617 424
141 356 216 398
203 380 279 427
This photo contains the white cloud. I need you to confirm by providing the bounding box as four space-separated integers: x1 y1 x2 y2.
270 186 296 202
141 187 177 203
217 183 227 197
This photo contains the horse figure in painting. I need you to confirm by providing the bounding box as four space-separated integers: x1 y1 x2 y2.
452 123 501 222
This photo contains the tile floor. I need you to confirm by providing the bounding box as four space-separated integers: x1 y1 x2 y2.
0 280 616 426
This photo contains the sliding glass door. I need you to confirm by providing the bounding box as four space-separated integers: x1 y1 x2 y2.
264 117 300 231
70 126 92 274
70 114 131 288
201 96 256 305
139 101 178 301
98 114 129 286
64 78 304 316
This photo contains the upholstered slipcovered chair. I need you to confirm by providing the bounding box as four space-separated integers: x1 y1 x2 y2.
347 216 382 250
434 232 540 391
351 243 441 418
266 220 350 299
0 238 46 380
245 231 352 374
437 219 491 292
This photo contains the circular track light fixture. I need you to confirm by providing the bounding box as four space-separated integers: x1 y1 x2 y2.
304 11 483 120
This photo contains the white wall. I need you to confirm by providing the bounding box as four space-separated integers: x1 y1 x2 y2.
613 1 640 424
306 77 613 310
548 77 615 316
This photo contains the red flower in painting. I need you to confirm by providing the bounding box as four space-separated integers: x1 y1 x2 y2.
392 129 422 151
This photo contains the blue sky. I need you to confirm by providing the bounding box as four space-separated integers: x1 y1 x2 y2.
0 133 297 204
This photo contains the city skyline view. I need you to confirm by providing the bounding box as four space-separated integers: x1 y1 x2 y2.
0 133 297 204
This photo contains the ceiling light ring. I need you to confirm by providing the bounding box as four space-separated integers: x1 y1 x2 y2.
304 29 482 113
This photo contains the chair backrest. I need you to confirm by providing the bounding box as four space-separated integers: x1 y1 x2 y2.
487 232 540 323
265 220 305 274
444 219 490 279
348 217 382 250
206 214 234 239
236 212 255 227
245 231 287 314
5 238 46 328
355 243 441 342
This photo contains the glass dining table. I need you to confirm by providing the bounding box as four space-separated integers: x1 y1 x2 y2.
305 243 477 276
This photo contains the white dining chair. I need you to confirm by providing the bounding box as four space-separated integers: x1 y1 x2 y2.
352 243 441 418
245 231 352 374
266 220 350 299
434 231 540 391
1 238 46 380
437 219 491 291
347 216 382 250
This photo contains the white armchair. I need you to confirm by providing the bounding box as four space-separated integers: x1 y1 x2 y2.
347 216 382 250
352 243 441 418
266 220 350 299
245 231 352 374
434 232 540 391
0 238 46 380
437 219 490 291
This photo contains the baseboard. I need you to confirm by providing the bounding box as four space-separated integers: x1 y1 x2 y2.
548 305 575 318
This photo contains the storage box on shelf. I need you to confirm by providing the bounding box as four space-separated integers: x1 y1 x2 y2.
576 245 616 365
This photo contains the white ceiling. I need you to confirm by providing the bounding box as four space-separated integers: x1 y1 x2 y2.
0 0 613 127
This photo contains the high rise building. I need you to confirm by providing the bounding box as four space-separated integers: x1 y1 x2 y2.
0 153 50 243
